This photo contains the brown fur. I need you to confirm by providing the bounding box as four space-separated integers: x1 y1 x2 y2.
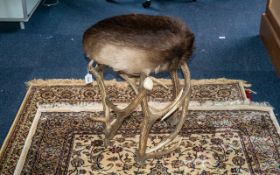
83 14 195 75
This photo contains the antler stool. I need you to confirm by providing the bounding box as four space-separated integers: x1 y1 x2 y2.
83 14 194 164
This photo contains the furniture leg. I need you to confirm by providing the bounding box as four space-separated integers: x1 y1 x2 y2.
19 22 25 30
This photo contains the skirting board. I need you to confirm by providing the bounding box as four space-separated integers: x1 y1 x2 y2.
260 13 280 76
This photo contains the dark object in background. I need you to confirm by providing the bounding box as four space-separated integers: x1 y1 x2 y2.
106 0 197 8
142 0 151 8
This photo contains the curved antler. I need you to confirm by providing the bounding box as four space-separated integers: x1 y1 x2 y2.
88 61 147 141
136 62 191 163
88 60 111 125
120 71 185 119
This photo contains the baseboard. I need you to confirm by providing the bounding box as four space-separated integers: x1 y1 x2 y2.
260 13 280 76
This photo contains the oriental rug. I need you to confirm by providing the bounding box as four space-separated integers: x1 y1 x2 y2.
0 79 279 175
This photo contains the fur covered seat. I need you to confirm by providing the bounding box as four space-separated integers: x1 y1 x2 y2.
83 14 194 76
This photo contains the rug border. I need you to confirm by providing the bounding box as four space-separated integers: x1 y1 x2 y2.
25 78 251 105
0 85 33 163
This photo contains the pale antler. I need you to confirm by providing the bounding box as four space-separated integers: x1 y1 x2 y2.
149 77 169 89
88 60 111 127
88 61 146 141
136 62 191 163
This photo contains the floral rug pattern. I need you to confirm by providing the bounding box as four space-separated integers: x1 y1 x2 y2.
1 79 278 175
68 132 249 175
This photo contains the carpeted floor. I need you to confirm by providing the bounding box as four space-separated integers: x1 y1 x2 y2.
0 0 280 147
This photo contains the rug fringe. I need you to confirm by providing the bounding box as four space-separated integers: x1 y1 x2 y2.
190 100 251 106
26 78 251 87
26 79 98 87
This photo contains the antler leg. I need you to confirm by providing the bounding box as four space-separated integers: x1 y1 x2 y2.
171 69 180 99
143 95 190 160
166 69 181 125
135 63 191 164
136 74 156 164
119 73 139 93
88 61 113 146
136 117 153 165
88 61 110 123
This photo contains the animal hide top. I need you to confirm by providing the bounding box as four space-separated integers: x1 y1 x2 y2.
83 14 194 75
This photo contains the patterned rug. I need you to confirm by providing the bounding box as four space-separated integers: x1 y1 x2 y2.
0 79 279 175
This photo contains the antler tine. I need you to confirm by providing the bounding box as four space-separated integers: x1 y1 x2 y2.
148 63 191 122
165 69 181 124
160 89 183 121
88 59 94 70
146 96 190 155
120 73 164 113
88 60 111 124
107 89 146 118
137 98 189 162
171 69 180 99
107 73 147 116
147 88 183 120
104 79 148 140
119 73 139 93
149 77 169 89
105 90 146 116
120 73 185 116
145 137 183 159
